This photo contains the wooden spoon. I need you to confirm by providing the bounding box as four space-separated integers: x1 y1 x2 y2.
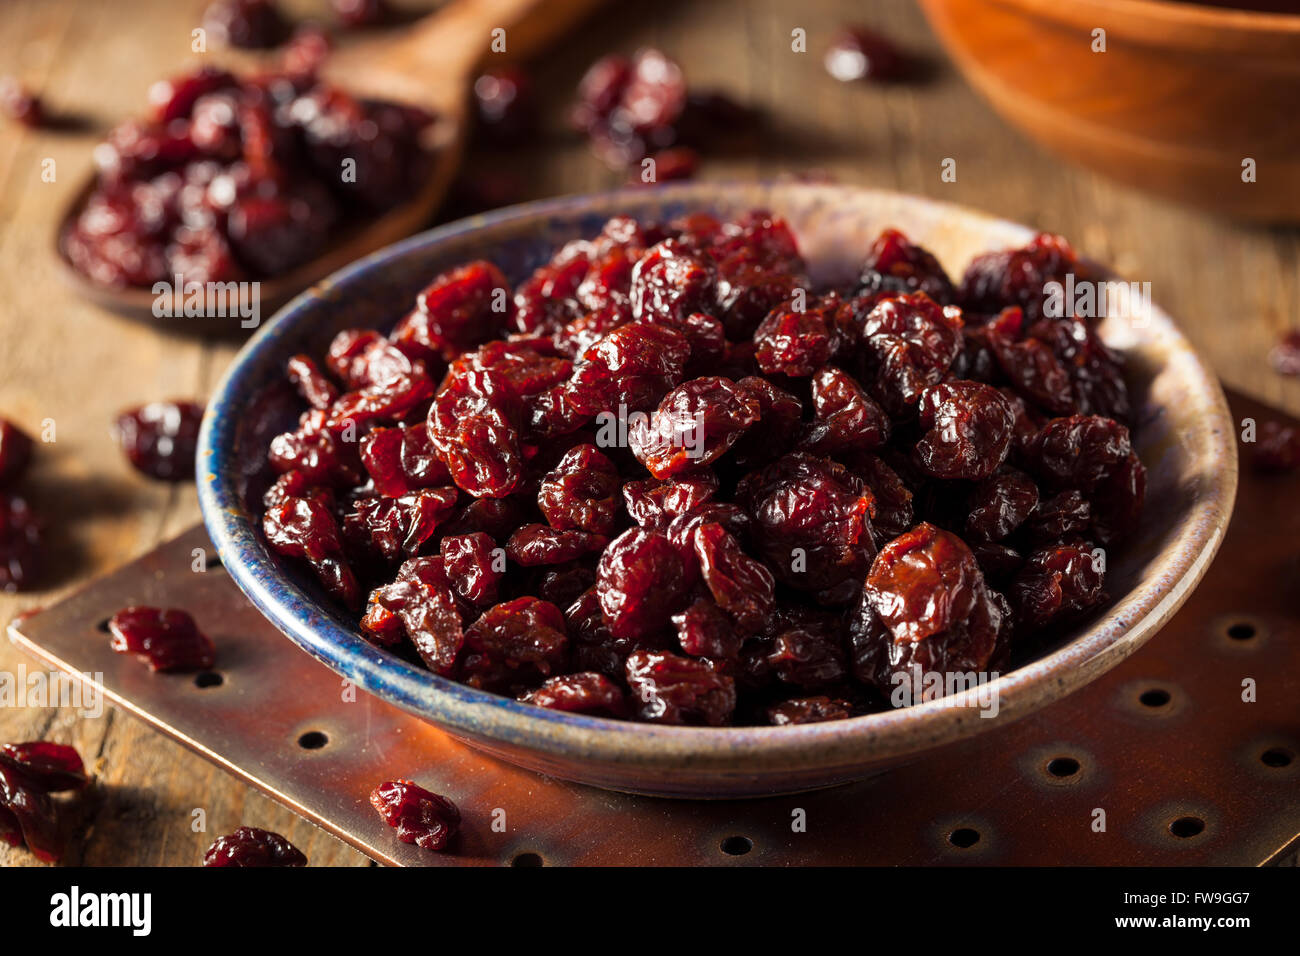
54 0 603 331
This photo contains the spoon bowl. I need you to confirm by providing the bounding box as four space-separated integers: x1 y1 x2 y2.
53 0 601 331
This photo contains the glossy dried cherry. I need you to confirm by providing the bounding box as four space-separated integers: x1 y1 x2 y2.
256 212 1144 725
370 780 460 851
203 827 307 867
108 606 216 672
114 401 204 481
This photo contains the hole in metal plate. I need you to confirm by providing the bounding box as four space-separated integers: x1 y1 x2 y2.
1139 688 1171 708
1169 816 1205 839
194 671 223 689
1261 747 1294 768
1226 622 1256 641
720 836 753 856
510 852 544 867
297 730 329 750
948 827 980 849
1046 756 1081 778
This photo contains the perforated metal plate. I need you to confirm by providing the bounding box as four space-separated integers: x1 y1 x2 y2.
8 391 1299 866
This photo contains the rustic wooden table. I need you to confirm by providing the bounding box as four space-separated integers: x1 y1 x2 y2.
1 0 1295 867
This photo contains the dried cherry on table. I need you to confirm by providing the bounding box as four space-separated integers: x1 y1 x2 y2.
0 741 88 863
0 420 43 593
203 826 307 866
114 401 204 481
257 210 1145 725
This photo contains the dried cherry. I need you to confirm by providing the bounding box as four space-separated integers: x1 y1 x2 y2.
370 780 460 851
203 827 307 867
108 606 216 672
624 650 735 725
114 401 204 481
0 495 41 593
256 212 1144 724
0 419 33 487
520 672 627 718
0 741 87 863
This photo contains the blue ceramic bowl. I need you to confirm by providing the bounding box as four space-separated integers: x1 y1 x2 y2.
197 182 1236 798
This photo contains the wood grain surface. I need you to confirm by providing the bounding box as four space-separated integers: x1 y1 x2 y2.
0 0 1295 867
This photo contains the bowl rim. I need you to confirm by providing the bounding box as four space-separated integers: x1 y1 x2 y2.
993 0 1300 29
983 0 1300 45
197 181 1237 772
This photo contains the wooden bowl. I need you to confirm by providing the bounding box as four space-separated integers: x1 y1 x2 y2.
918 0 1300 222
197 182 1236 798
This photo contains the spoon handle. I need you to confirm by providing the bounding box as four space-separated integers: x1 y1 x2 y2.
353 0 604 111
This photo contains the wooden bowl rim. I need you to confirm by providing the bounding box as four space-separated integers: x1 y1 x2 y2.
988 0 1300 39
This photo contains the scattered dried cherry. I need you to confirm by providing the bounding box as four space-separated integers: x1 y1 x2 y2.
0 741 87 863
203 0 289 49
472 67 533 144
0 419 33 487
0 743 88 793
824 26 905 82
1252 421 1300 474
114 401 204 481
0 495 42 592
0 77 43 128
333 0 389 29
203 827 307 867
370 780 460 851
572 49 729 172
1270 330 1300 377
108 606 216 672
